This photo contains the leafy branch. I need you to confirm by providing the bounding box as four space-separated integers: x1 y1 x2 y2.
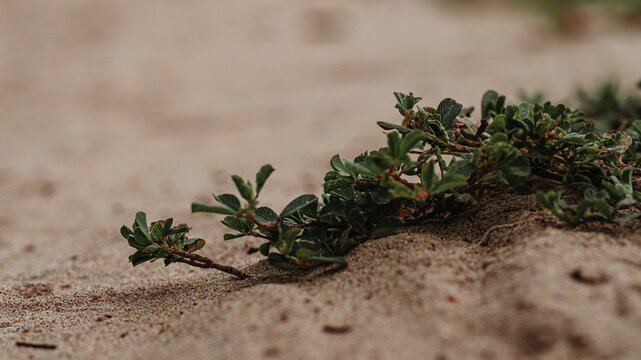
121 212 250 279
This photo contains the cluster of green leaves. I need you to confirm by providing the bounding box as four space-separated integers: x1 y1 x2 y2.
190 165 350 269
576 81 641 167
378 91 640 223
536 168 640 224
448 0 641 33
122 89 640 271
521 80 641 165
121 212 204 266
576 80 641 132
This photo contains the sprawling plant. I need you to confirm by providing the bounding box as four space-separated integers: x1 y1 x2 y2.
121 90 641 278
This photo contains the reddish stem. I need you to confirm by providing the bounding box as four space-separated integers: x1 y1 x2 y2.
173 250 250 279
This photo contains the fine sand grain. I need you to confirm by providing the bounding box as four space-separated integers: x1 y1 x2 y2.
1 0 641 359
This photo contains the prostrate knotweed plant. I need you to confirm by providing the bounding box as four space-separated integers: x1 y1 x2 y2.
121 90 641 277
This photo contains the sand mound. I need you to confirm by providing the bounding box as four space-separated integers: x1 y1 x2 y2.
2 194 640 359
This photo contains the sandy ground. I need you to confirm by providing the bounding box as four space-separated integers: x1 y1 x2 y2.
1 0 641 359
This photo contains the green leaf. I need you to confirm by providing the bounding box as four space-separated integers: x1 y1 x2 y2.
621 168 633 186
387 132 402 159
481 90 498 116
267 253 299 270
344 160 377 177
132 228 151 248
330 155 350 176
615 197 636 209
232 175 255 202
254 207 278 225
142 243 163 254
129 251 154 267
346 208 367 234
502 155 531 178
135 212 149 239
377 121 412 134
490 142 531 185
191 202 238 215
214 194 241 211
592 199 613 218
294 248 317 260
379 176 413 198
163 218 174 233
168 223 190 235
280 194 318 219
437 98 463 129
150 221 166 241
614 213 641 222
400 130 426 155
224 233 247 241
259 242 272 256
481 90 501 118
432 172 469 194
221 216 253 233
393 92 422 116
490 132 508 144
256 164 275 195
120 226 133 239
277 227 301 255
183 238 206 253
126 237 140 250
421 161 438 191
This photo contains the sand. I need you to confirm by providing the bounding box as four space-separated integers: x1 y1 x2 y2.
1 0 641 359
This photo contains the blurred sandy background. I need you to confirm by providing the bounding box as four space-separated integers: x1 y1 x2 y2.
1 1 641 359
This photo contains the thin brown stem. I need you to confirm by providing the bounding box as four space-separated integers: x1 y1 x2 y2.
474 118 489 139
446 142 477 153
172 250 250 279
387 170 418 189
